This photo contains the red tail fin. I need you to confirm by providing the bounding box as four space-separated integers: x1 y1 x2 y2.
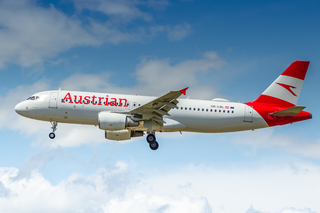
251 61 309 108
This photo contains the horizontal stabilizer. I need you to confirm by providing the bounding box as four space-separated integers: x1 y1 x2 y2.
270 106 306 117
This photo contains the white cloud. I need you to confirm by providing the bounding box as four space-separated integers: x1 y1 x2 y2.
73 0 154 22
73 0 171 23
233 128 320 159
0 81 50 133
150 23 192 41
60 72 112 92
0 1 98 68
246 206 317 213
14 148 63 180
277 208 317 213
59 51 226 99
0 162 212 213
36 124 107 148
89 20 141 44
133 51 226 98
0 0 189 68
0 162 319 213
166 23 192 41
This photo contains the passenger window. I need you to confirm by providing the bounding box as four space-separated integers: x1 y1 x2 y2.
181 107 183 110
189 108 191 110
227 110 229 113
232 111 234 113
202 109 204 111
194 108 196 111
198 108 200 111
219 110 221 113
223 110 225 113
210 109 212 112
206 109 208 112
215 109 217 112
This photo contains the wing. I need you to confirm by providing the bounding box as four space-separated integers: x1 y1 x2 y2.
129 87 188 124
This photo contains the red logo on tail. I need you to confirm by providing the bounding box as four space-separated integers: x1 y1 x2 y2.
276 83 297 96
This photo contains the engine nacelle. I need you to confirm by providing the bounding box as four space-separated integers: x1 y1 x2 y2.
98 112 139 131
105 130 144 141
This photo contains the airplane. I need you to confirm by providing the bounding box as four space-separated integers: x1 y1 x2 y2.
15 61 312 150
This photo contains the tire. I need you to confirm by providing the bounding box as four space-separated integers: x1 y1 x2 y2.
149 141 159 150
146 134 156 143
49 132 55 139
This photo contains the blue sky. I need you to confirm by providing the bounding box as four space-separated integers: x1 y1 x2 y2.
0 0 320 212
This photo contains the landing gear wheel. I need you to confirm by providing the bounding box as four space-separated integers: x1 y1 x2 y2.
49 132 55 139
146 134 156 143
49 121 58 139
149 141 159 150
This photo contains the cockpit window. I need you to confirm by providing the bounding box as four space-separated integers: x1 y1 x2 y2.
27 96 40 101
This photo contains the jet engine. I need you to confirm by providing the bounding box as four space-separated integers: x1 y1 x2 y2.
98 112 139 131
105 130 144 141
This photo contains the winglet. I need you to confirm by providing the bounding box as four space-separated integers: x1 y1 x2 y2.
179 87 189 95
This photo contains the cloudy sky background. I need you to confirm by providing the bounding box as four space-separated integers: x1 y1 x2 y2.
0 0 320 212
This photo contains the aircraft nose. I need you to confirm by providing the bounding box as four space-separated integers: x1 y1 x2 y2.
15 102 25 115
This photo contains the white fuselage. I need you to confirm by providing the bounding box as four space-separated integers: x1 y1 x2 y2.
15 90 269 133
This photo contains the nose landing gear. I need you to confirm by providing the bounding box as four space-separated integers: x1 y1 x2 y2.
49 121 58 139
146 133 159 150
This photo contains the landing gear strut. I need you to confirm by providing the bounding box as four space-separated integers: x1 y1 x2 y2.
146 133 159 150
49 121 58 139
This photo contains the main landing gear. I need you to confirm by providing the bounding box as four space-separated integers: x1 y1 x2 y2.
146 133 159 150
49 121 58 139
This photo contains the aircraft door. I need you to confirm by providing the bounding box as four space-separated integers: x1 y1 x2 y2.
49 92 58 109
244 105 253 123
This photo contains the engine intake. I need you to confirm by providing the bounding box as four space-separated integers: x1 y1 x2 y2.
98 112 139 130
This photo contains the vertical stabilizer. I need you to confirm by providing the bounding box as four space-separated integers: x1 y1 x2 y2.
252 61 310 108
